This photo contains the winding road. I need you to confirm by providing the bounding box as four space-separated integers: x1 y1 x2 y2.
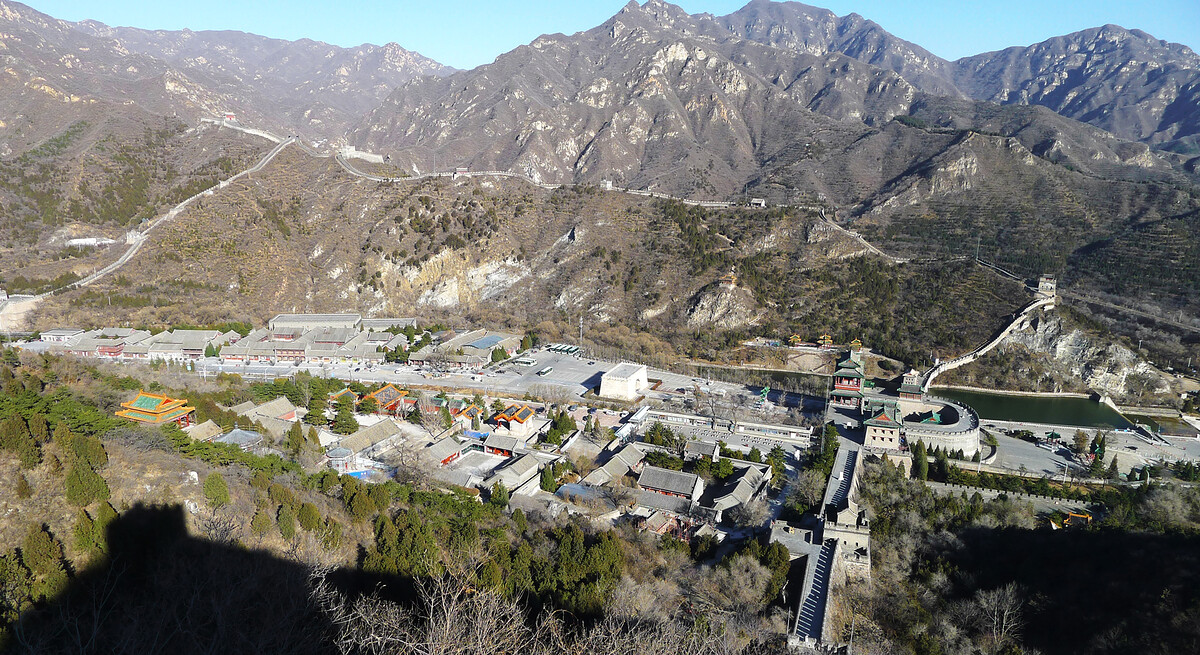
0 133 297 329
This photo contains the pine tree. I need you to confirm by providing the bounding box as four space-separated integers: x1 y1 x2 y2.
73 509 96 552
489 482 510 509
304 393 328 426
320 519 343 551
348 492 375 523
203 472 230 510
912 441 929 481
285 422 305 457
298 502 320 531
15 473 32 499
65 463 110 506
250 508 272 537
20 524 67 601
1107 457 1120 480
65 433 107 469
27 414 49 444
277 504 297 540
92 502 117 551
332 403 359 435
204 343 217 358
306 426 321 446
1 416 40 469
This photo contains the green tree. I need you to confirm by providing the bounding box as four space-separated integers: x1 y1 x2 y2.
65 463 110 506
747 446 762 463
64 433 107 469
332 403 359 435
203 472 230 510
0 416 40 469
512 508 527 534
277 504 297 540
489 482 510 509
304 393 328 426
439 406 453 429
284 422 305 457
73 509 96 552
15 473 32 499
92 502 117 551
298 502 321 531
540 466 558 492
934 448 949 480
348 490 375 523
491 347 509 362
204 343 217 358
912 441 929 481
20 524 67 602
491 399 507 415
250 508 272 536
306 426 321 446
714 457 734 480
1107 456 1120 480
359 396 379 414
27 414 49 444
250 470 271 491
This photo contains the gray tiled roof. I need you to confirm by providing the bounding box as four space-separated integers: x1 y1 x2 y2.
638 466 700 497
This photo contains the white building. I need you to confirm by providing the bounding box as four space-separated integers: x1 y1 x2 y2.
599 363 648 401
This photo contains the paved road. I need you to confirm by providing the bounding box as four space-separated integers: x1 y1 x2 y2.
990 432 1077 477
984 419 1200 472
195 349 750 403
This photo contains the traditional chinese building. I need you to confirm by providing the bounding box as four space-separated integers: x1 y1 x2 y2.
863 400 902 450
829 351 865 410
363 384 406 413
115 391 196 427
898 369 924 401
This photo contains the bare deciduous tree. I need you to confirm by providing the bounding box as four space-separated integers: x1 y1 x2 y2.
973 583 1024 654
728 499 770 528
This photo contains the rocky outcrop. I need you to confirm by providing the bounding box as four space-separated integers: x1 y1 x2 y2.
685 283 762 330
997 309 1175 401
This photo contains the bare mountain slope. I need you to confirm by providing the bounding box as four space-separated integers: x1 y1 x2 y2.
352 0 1196 200
954 24 1200 151
70 22 454 139
0 0 239 153
351 0 950 193
713 0 960 96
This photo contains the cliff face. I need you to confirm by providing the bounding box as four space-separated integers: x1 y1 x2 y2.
685 283 763 330
998 309 1176 402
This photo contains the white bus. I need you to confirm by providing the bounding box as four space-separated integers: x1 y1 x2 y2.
536 366 554 377
512 358 537 367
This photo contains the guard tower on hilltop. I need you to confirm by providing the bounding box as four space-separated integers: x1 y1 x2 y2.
1037 275 1058 300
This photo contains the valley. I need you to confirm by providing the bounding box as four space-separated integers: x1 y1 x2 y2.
0 1 1199 653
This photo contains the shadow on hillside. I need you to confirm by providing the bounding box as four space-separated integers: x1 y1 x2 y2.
8 504 410 655
947 527 1200 654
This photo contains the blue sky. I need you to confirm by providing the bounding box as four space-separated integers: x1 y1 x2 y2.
27 0 1200 70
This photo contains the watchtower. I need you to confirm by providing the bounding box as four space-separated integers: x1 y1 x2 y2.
1037 275 1058 300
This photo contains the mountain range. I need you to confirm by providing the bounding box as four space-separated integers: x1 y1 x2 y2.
0 0 1198 374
